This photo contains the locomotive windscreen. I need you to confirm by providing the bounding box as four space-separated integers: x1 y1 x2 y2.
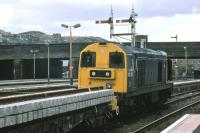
109 52 124 68
81 52 96 67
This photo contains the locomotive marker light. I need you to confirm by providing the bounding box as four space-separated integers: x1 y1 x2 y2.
92 71 96 76
184 46 188 78
106 72 110 77
61 23 81 85
30 49 39 80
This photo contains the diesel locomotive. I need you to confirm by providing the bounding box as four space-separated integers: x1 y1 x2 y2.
78 42 172 112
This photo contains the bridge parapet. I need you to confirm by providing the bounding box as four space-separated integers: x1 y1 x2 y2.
147 42 200 58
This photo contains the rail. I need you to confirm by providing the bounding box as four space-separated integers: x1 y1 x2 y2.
134 99 200 133
0 79 78 86
0 87 103 104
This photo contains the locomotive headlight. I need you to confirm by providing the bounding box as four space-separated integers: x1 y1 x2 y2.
105 72 110 77
106 83 113 89
91 71 96 76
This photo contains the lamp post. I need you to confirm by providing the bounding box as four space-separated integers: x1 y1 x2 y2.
30 49 39 80
184 47 188 78
45 41 50 84
61 23 81 85
170 34 179 80
174 65 178 80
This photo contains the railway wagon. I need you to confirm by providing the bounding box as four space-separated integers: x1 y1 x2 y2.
78 42 172 111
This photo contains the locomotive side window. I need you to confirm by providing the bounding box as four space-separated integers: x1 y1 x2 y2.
81 52 96 67
109 52 124 68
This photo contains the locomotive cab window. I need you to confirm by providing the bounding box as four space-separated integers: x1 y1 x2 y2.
109 52 124 68
81 52 96 67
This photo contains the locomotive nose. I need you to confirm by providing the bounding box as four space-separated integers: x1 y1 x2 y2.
89 69 115 89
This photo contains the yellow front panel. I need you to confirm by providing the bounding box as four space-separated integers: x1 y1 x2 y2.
78 43 127 93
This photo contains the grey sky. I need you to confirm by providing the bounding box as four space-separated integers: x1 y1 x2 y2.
0 0 200 41
136 0 200 17
4 0 200 19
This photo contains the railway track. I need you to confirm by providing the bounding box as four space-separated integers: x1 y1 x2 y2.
0 84 76 96
134 99 200 133
0 88 86 104
108 80 200 133
171 88 200 97
165 90 200 105
0 82 103 105
133 82 200 133
0 79 77 86
1 79 200 132
109 93 200 133
0 82 78 101
0 83 80 105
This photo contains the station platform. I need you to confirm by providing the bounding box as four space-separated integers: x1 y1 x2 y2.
172 79 200 94
0 79 76 86
161 114 200 133
0 89 114 132
173 79 200 86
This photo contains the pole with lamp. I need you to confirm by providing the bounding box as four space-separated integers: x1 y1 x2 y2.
45 41 50 84
184 47 188 79
170 34 178 79
61 23 81 85
30 49 39 80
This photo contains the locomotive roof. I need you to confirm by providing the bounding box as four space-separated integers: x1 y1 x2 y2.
114 42 167 59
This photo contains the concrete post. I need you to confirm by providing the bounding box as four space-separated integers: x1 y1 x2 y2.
13 59 23 79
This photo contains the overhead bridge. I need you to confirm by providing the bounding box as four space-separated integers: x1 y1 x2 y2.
1 42 200 60
147 42 200 59
0 41 200 80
